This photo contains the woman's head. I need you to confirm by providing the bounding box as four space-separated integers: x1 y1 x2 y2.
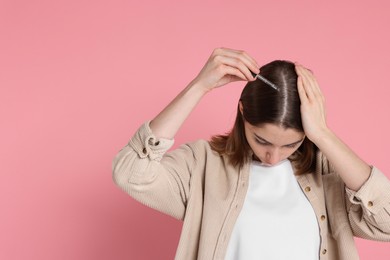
209 60 316 173
240 60 302 130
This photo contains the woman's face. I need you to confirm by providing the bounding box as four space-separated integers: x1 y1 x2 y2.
243 120 305 166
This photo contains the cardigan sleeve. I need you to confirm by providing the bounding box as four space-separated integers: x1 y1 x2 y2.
319 151 390 241
344 166 390 241
112 120 198 221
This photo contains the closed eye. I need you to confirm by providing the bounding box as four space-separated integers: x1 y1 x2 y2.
254 138 270 145
284 143 298 148
255 137 302 148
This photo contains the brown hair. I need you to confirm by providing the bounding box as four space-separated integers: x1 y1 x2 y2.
209 60 317 175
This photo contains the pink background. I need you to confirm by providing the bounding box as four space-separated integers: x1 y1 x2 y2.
1 0 389 259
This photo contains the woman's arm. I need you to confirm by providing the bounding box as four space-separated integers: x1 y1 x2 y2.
312 128 371 191
150 47 260 140
296 64 390 239
112 48 259 218
295 64 371 191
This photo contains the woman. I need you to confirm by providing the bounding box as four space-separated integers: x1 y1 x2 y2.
112 47 390 259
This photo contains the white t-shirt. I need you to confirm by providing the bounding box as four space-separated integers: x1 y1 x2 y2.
225 159 320 260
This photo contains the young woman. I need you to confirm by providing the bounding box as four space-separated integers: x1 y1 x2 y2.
112 47 390 259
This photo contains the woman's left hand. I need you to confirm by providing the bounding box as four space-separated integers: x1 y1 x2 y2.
295 63 329 143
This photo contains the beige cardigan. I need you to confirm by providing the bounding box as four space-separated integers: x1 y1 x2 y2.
112 120 390 260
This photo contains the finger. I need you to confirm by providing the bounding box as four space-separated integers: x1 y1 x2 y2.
303 68 324 101
304 69 324 101
219 47 260 67
297 75 309 104
229 75 249 83
295 65 315 101
219 47 260 74
223 65 247 81
236 50 260 72
296 64 323 100
215 55 256 81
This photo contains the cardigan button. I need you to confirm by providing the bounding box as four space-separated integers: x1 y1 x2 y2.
320 215 326 221
322 249 327 254
142 147 147 154
304 186 311 192
368 201 373 207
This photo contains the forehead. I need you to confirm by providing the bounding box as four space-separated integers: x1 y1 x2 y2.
245 122 304 145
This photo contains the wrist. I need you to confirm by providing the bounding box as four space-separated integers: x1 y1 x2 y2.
188 79 212 95
311 127 334 148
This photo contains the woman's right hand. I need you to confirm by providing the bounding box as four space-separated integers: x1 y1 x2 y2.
191 47 260 92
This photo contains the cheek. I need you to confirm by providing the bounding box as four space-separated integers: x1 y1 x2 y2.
285 146 302 159
249 143 269 159
252 146 266 157
285 149 298 158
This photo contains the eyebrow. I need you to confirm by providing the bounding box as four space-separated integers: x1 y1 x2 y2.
254 133 304 146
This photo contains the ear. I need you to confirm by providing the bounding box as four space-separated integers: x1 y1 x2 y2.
239 101 244 115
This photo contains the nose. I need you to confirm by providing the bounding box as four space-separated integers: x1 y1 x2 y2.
264 149 281 166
